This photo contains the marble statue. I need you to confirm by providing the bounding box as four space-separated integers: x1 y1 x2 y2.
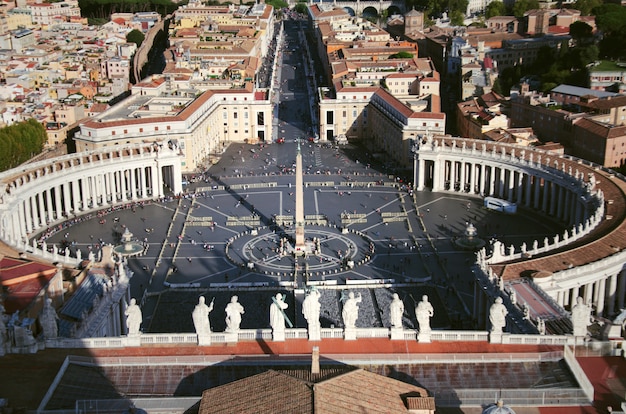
415 295 434 333
302 289 321 329
270 293 288 332
225 295 245 332
125 298 142 335
390 293 404 329
192 296 214 335
571 296 593 337
489 297 508 333
342 292 362 329
40 297 59 339
537 318 546 335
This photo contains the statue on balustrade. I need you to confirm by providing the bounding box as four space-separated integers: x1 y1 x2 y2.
302 289 321 330
40 297 59 339
125 298 142 335
270 293 288 332
225 295 245 332
571 297 593 337
489 297 508 334
390 293 404 329
415 295 434 333
192 296 214 335
342 291 361 329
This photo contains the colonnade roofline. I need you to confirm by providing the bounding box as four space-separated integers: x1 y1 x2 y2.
0 143 181 202
413 134 626 283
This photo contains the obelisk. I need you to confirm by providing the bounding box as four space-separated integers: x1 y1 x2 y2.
294 142 305 252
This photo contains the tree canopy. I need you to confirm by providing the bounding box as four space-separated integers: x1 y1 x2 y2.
126 29 145 47
512 0 539 18
573 0 602 16
0 119 47 172
594 4 626 60
485 1 506 18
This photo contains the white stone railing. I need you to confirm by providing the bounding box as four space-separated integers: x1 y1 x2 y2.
12 238 81 267
484 202 604 265
42 328 587 349
563 345 595 402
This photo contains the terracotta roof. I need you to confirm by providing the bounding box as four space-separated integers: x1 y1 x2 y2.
198 370 314 413
0 256 57 313
315 369 430 413
198 367 430 414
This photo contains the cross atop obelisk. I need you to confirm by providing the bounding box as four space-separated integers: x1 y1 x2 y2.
294 141 305 252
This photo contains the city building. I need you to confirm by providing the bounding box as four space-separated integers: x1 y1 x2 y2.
74 77 273 172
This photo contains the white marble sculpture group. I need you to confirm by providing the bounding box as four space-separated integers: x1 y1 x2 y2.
113 292 596 344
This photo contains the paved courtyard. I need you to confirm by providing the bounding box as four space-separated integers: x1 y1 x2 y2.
39 141 565 332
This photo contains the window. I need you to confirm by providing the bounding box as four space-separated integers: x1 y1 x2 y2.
234 113 238 119
257 112 264 125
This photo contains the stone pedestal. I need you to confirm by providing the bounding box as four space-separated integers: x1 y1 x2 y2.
308 326 321 341
125 334 141 347
273 329 285 342
224 331 239 343
390 327 404 340
489 332 503 344
344 327 356 340
197 334 212 346
417 332 432 343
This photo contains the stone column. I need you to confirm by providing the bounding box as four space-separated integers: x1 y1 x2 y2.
498 168 505 199
584 282 593 307
507 169 515 202
542 179 550 213
54 185 62 221
617 270 626 310
80 178 89 210
129 168 137 200
534 176 541 209
121 170 128 202
460 161 466 192
607 274 618 315
45 188 53 224
479 164 486 195
18 200 28 236
596 278 607 316
26 195 37 233
557 290 564 308
549 182 558 216
37 192 45 228
139 167 147 198
71 180 80 212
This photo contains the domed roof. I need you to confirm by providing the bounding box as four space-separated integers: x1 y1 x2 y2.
483 401 516 414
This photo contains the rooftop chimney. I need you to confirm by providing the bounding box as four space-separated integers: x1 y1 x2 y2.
311 346 320 374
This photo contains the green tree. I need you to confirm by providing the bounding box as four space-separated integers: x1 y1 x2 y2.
594 4 626 35
573 0 602 16
512 0 539 18
389 51 414 59
0 119 46 172
485 0 505 18
265 0 288 9
569 21 593 44
294 2 307 14
126 29 145 47
450 10 465 26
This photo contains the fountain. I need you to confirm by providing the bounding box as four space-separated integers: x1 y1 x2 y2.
112 228 144 258
454 222 486 251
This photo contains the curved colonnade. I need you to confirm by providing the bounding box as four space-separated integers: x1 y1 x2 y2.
0 138 624 322
414 136 626 317
0 144 183 263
